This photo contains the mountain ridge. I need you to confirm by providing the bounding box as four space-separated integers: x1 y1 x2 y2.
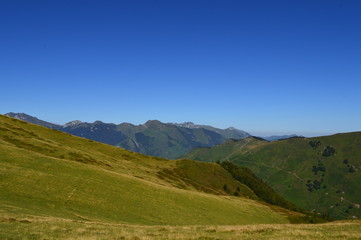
4 112 250 159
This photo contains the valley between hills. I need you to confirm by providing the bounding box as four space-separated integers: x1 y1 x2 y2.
1 114 361 239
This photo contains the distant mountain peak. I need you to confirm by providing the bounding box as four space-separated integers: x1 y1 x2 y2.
5 112 61 129
6 112 35 120
144 120 162 126
63 120 82 128
119 122 135 127
174 122 197 128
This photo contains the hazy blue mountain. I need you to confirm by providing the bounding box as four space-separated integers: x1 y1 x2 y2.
263 134 302 141
4 113 250 159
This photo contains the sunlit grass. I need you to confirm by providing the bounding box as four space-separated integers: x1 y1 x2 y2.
1 213 361 240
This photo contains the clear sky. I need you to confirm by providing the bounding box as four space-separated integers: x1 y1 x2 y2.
1 0 360 137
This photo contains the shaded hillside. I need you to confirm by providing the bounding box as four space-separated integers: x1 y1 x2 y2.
5 113 249 159
220 161 300 213
0 115 304 226
185 134 361 220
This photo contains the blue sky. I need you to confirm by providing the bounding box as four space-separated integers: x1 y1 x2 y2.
1 0 360 136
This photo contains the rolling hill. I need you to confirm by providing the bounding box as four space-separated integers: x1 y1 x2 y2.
185 135 361 220
5 112 249 159
0 114 305 228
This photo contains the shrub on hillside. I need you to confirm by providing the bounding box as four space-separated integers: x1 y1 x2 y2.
309 140 321 149
322 146 336 157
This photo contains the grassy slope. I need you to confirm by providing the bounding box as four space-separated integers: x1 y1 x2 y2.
1 214 361 240
185 135 361 220
0 115 301 226
184 137 269 162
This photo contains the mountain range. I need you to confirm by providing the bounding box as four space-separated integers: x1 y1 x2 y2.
185 134 361 220
5 112 250 159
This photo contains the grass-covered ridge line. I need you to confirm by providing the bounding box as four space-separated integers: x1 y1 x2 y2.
5 112 250 159
0 115 304 226
185 134 361 220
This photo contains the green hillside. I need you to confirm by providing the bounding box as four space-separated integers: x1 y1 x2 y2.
0 115 304 229
185 135 361 220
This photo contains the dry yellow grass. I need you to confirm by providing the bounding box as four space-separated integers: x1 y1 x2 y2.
1 212 361 240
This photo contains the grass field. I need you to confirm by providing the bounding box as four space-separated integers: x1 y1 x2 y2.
1 212 361 240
